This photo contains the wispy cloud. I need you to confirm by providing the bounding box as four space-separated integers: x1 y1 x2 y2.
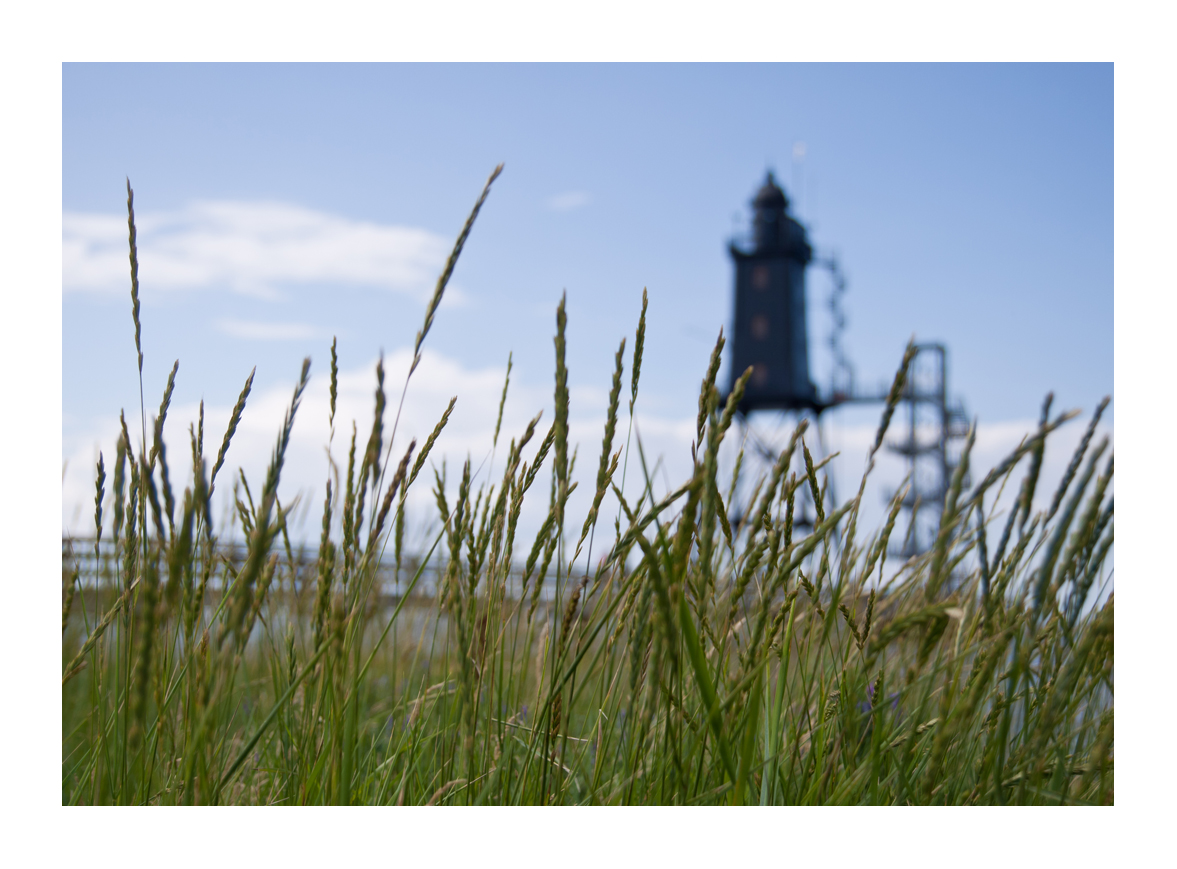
62 341 1113 573
62 201 451 299
546 191 592 212
62 346 696 548
216 319 320 341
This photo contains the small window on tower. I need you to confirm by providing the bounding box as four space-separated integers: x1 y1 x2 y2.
751 314 770 340
752 363 769 388
752 265 770 290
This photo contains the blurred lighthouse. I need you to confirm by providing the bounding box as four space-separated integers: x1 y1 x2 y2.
728 171 820 412
724 170 971 555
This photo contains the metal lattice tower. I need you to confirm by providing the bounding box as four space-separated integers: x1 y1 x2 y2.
886 343 971 556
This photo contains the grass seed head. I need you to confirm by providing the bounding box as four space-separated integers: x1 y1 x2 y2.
414 164 503 364
126 179 143 376
493 351 512 450
210 368 255 497
630 288 648 415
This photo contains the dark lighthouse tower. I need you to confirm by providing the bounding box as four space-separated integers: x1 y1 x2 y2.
728 172 820 413
724 171 971 555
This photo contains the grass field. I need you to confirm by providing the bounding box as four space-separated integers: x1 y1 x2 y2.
62 167 1113 805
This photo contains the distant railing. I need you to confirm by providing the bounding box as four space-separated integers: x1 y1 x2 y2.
61 535 555 604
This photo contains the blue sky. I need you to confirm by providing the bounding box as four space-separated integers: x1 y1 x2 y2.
62 63 1113 539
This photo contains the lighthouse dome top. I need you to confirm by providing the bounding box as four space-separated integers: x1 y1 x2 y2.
742 171 810 260
753 171 789 211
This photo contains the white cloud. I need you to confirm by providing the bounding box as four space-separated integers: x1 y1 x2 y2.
813 413 1114 554
62 345 701 556
62 343 1112 586
217 319 320 341
546 191 592 212
62 201 451 299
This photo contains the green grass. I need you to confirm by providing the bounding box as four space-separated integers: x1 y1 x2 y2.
61 168 1113 805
